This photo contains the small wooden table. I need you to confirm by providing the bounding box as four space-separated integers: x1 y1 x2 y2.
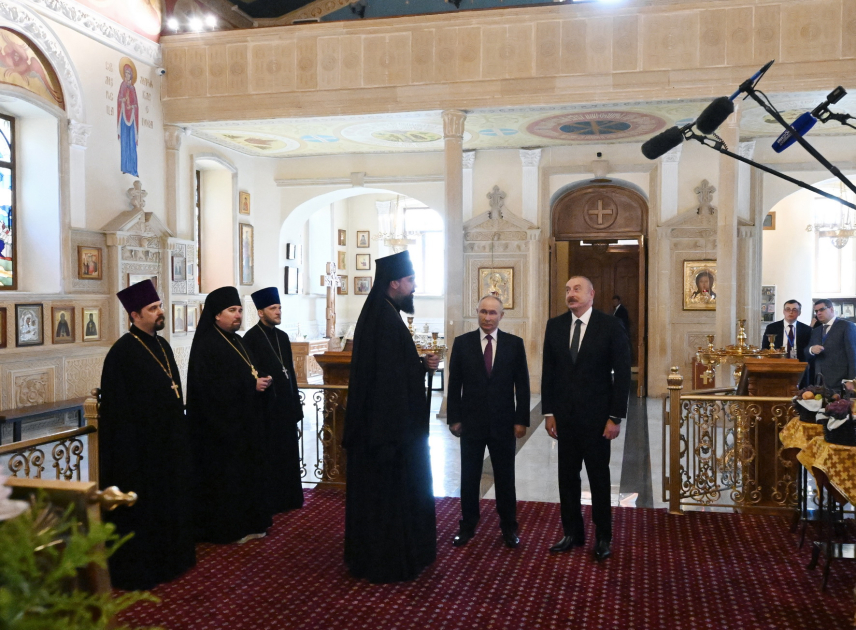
0 398 87 445
292 340 329 384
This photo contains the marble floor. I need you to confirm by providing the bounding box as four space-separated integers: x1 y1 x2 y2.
426 382 666 511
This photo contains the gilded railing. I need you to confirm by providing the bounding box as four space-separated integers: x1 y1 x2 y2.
297 384 347 486
0 389 100 483
664 367 796 515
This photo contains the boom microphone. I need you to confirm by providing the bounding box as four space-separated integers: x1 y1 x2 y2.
641 125 686 160
696 97 735 135
771 111 817 153
695 60 775 135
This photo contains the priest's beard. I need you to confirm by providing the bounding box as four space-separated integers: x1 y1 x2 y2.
154 317 165 331
395 293 415 314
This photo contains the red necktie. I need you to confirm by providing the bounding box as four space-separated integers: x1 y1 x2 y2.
484 334 493 376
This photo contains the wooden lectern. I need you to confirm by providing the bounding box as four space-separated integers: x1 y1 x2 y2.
735 357 807 514
313 351 352 488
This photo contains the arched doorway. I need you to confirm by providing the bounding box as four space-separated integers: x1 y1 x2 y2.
550 182 649 396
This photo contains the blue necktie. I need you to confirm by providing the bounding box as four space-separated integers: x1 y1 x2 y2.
822 324 830 343
787 324 794 355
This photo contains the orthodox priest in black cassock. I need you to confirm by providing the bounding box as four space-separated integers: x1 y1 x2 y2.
99 279 195 591
343 251 441 583
187 286 273 544
242 287 304 514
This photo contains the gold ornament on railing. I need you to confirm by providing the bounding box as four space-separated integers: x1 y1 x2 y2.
696 319 787 384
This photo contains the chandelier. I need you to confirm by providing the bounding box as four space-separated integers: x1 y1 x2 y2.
374 195 421 253
806 184 856 249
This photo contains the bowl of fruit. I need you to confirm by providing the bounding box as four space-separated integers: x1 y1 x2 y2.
792 385 835 423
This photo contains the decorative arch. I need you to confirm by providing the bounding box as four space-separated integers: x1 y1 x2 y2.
0 3 84 121
0 28 63 110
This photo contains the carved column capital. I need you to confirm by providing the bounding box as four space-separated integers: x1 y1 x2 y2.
661 144 682 163
738 141 756 159
164 125 184 151
68 119 91 148
519 148 541 168
462 150 475 169
442 110 467 138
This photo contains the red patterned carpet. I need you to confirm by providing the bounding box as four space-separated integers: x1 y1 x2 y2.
118 489 856 629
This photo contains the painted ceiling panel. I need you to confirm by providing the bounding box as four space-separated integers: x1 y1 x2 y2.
187 92 856 158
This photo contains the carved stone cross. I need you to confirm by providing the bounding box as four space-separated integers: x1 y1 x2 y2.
127 180 148 211
487 186 507 219
323 261 342 339
588 199 614 226
695 179 716 215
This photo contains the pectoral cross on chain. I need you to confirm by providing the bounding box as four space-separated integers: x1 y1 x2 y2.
170 381 180 398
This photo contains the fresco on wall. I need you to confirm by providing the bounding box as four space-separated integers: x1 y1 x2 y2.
0 29 63 110
77 0 162 42
117 57 139 177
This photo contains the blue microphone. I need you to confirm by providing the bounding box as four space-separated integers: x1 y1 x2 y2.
772 111 817 153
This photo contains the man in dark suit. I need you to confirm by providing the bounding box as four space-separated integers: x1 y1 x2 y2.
447 295 530 549
541 276 631 562
760 299 811 361
807 299 856 389
611 295 630 333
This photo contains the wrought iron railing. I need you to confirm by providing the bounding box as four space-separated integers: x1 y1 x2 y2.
664 367 796 514
297 384 347 486
1 384 349 488
0 392 100 483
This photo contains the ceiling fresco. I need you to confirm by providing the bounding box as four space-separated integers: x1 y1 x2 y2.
187 91 856 158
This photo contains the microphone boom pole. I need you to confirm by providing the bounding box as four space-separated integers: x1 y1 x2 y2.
681 128 856 210
740 86 856 197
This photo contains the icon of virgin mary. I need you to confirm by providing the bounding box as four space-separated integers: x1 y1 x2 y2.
117 57 139 177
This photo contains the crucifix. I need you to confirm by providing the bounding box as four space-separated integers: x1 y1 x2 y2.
323 261 342 339
588 199 614 226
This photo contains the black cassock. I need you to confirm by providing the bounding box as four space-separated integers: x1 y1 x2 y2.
99 326 195 591
242 322 304 514
343 296 436 583
187 327 272 543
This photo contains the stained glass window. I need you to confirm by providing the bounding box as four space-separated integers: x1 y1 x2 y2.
0 115 13 289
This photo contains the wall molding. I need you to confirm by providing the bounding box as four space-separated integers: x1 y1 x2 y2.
22 0 161 66
275 174 444 188
0 0 85 121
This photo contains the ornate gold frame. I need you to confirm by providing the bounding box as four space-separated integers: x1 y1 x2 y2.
683 260 716 311
478 267 513 310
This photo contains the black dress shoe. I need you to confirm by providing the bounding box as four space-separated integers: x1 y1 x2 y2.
549 535 584 553
502 531 520 549
453 530 474 547
593 538 612 561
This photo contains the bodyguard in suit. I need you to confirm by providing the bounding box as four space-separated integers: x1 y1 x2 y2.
541 276 631 562
761 299 811 361
807 299 856 388
611 295 630 333
447 295 530 548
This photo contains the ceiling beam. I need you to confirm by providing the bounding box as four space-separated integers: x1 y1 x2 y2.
255 0 353 26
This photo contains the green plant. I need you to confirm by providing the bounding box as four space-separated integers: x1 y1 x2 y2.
0 494 157 630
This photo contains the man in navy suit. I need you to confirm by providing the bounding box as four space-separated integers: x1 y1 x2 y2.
761 299 811 361
541 276 631 562
447 295 530 548
611 295 630 333
807 299 856 389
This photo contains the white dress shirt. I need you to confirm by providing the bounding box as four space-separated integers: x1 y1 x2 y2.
480 327 498 364
569 307 593 348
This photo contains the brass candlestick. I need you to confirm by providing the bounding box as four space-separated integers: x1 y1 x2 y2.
696 319 787 384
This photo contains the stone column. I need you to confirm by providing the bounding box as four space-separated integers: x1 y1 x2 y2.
443 110 466 352
520 148 541 225
659 145 682 224
462 150 475 221
164 125 184 236
715 105 741 353
67 120 91 229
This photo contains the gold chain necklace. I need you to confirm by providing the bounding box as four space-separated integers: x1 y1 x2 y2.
214 325 259 379
129 332 181 398
256 322 289 379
